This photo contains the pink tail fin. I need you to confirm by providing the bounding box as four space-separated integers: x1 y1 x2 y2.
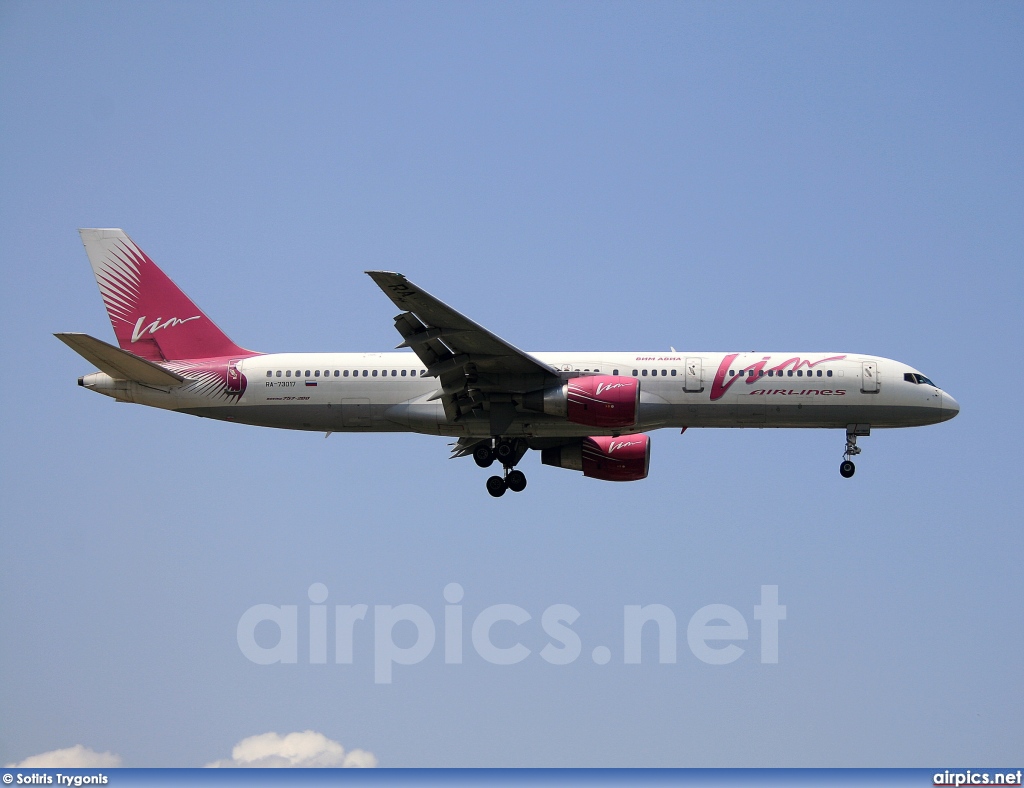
79 229 252 361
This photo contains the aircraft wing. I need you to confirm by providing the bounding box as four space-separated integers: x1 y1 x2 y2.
366 271 559 426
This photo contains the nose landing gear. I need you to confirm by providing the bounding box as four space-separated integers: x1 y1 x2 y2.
840 425 869 478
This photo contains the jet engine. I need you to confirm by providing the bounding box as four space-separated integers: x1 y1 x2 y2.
541 434 650 482
522 375 639 428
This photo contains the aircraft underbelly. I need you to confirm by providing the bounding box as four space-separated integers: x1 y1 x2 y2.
178 404 405 432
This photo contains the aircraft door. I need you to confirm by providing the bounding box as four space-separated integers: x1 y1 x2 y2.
225 359 246 395
684 358 703 392
861 361 879 393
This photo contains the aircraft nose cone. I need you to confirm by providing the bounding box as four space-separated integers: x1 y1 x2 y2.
942 393 960 421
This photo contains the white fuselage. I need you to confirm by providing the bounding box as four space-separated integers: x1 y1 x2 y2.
80 350 959 438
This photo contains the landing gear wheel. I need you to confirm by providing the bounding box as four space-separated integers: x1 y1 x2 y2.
495 442 515 462
506 470 527 493
839 460 856 478
473 445 495 468
486 475 508 497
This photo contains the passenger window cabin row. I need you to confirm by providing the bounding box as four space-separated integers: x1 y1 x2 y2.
266 369 425 378
725 368 833 378
265 366 842 380
621 368 835 378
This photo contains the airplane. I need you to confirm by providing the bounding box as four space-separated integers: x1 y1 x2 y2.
57 229 960 497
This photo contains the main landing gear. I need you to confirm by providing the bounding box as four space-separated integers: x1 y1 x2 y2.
486 469 527 497
840 425 869 478
476 439 528 497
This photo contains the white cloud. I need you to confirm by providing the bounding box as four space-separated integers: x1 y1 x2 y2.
6 745 122 768
205 730 377 768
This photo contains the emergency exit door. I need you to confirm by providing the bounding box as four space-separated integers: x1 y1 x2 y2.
684 357 703 393
226 359 245 394
861 361 879 393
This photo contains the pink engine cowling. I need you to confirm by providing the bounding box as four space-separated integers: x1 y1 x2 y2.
565 375 639 428
582 434 650 481
541 433 650 482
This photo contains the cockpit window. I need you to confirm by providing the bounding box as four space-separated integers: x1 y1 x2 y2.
904 372 938 387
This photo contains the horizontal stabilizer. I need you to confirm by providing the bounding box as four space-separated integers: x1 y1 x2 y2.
55 333 185 386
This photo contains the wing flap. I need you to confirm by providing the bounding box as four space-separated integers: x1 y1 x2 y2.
55 332 185 386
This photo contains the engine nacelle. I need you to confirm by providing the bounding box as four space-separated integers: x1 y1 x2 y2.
541 433 650 482
522 375 639 428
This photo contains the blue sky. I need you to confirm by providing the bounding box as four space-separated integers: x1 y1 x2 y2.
1 0 1021 768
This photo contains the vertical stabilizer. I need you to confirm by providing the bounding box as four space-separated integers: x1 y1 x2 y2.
79 228 252 361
